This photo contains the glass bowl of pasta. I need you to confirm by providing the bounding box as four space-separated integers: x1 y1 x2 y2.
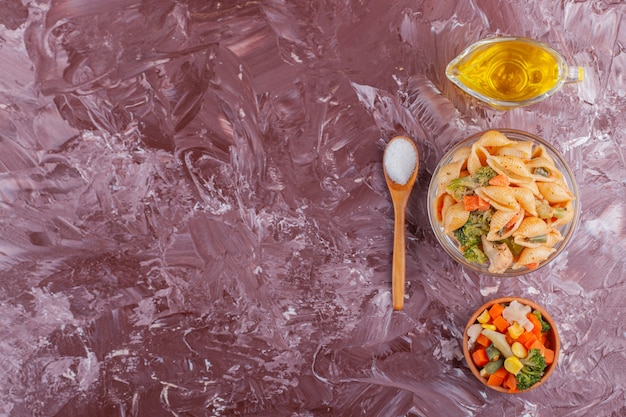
427 129 580 276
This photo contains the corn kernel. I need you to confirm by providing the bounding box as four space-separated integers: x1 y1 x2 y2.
481 323 497 331
511 341 528 358
504 356 524 375
507 322 525 340
477 310 491 324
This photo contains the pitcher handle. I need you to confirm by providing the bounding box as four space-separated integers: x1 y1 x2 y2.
566 66 584 84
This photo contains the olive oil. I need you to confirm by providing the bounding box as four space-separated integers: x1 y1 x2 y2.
446 37 583 109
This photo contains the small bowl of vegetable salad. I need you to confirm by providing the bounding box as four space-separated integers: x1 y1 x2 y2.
427 129 580 276
463 297 560 393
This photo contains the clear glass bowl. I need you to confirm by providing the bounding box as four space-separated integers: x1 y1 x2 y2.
427 129 580 276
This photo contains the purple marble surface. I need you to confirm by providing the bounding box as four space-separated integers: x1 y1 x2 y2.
1 1 625 416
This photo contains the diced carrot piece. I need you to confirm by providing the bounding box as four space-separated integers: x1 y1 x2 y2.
462 195 473 210
526 313 543 338
542 334 552 350
476 333 492 348
544 348 555 365
528 339 546 356
487 367 509 387
489 303 505 320
525 262 539 270
493 367 509 381
463 195 491 211
503 372 518 391
489 174 510 187
505 333 515 346
523 333 539 351
493 316 510 333
487 372 505 386
463 195 477 211
472 348 490 367
477 197 491 211
517 331 533 346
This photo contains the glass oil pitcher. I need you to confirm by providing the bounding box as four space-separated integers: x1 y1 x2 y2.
446 37 584 109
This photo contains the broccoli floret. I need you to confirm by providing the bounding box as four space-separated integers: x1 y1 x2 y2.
473 166 498 186
446 166 498 200
453 210 493 264
515 348 547 391
453 210 493 248
446 178 474 201
463 246 488 264
449 184 473 201
532 310 551 332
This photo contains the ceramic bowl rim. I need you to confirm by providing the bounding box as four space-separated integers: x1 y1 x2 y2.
462 296 561 393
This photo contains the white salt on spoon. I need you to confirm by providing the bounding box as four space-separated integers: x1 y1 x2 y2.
383 136 419 311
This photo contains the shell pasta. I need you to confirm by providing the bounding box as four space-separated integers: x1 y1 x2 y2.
433 130 576 274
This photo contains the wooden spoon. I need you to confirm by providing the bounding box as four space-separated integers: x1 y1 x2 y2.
383 136 419 311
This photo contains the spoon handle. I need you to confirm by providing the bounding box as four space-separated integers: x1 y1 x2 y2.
392 202 406 311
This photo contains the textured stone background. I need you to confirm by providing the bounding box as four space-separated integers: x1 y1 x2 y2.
1 1 625 416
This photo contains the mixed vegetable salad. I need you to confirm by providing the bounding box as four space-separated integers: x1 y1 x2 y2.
466 299 555 392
